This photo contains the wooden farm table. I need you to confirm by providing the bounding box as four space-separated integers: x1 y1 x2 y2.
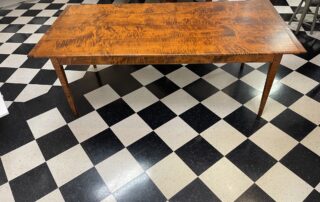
29 1 305 116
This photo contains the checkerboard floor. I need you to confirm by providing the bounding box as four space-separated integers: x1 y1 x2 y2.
0 0 320 201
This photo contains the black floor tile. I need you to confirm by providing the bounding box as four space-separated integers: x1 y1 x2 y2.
281 144 320 187
114 173 166 202
7 33 31 43
0 17 17 24
37 126 78 160
258 63 293 80
0 54 9 63
270 82 303 106
0 83 26 101
295 32 320 60
307 84 320 102
65 65 89 71
128 132 172 170
270 0 289 5
46 3 64 9
21 57 48 69
22 10 41 17
97 99 134 126
30 70 57 85
186 64 218 76
221 63 254 78
235 184 275 202
54 10 63 17
0 105 34 155
146 77 179 99
28 17 49 24
224 107 267 137
60 168 110 202
138 101 176 129
10 163 57 202
81 129 124 165
280 13 293 21
222 80 260 104
176 136 223 175
183 78 219 101
180 104 220 133
1 24 24 33
0 67 16 82
271 109 316 141
12 44 35 55
0 159 7 186
0 10 11 16
297 62 320 82
304 190 320 202
152 64 182 75
16 3 35 9
227 140 277 181
35 25 51 33
170 178 221 202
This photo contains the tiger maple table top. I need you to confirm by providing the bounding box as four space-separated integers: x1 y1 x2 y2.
29 0 305 63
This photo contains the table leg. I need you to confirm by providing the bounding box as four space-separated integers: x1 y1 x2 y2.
51 58 78 115
258 54 282 116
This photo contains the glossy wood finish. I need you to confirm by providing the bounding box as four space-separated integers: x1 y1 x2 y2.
29 1 306 116
258 54 282 116
29 1 305 60
51 58 78 115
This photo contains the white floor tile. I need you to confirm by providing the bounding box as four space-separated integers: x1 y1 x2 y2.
155 117 198 151
290 96 320 124
6 68 39 84
245 95 286 121
36 189 64 202
2 141 45 180
301 127 320 156
0 33 14 43
0 43 21 54
250 124 298 160
131 65 163 85
202 91 241 118
17 24 41 33
96 149 143 192
111 114 152 146
84 85 120 109
281 54 307 70
0 183 15 202
68 111 108 142
203 68 237 90
15 84 51 102
123 87 158 112
47 145 93 186
281 72 318 94
200 158 253 202
24 33 44 44
161 89 198 115
53 70 85 85
166 67 199 87
241 70 268 91
147 153 197 199
0 54 28 68
201 120 246 155
27 108 66 139
256 163 313 202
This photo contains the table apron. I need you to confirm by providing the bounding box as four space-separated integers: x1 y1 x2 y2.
54 54 276 65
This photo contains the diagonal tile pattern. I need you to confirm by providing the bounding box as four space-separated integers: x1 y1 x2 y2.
0 0 319 201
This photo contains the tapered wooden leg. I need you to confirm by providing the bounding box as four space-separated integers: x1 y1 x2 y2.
51 58 78 115
258 54 282 116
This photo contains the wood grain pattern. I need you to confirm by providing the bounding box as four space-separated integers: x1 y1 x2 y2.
29 1 305 62
28 1 306 116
